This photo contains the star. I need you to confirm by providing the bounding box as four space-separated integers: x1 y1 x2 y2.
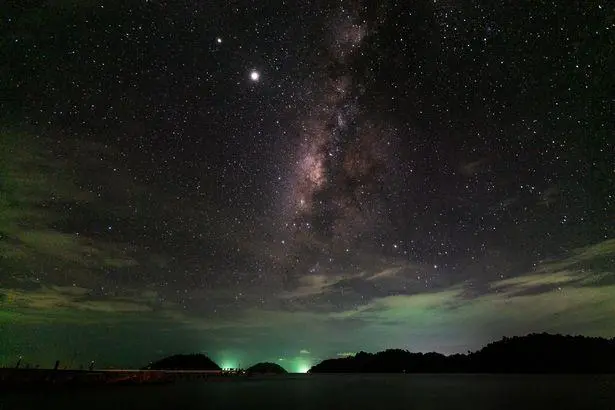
250 70 260 81
216 37 222 44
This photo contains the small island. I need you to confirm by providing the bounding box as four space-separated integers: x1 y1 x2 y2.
145 354 221 371
246 362 288 375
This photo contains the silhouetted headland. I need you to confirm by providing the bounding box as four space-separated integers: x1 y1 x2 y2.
246 362 288 375
145 354 221 371
309 333 615 373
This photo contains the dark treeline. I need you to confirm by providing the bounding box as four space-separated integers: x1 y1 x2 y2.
309 334 615 373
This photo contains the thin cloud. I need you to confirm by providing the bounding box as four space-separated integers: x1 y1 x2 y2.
279 274 348 299
0 286 154 314
364 266 404 281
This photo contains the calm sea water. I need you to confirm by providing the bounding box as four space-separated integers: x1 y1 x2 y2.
2 374 615 409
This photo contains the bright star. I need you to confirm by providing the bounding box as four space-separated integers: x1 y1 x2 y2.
250 70 260 81
216 37 222 44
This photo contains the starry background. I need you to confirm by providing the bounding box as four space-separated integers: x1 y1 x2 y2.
0 0 613 371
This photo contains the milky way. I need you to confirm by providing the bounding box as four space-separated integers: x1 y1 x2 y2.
286 6 395 245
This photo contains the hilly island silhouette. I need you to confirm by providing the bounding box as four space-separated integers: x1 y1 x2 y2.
246 362 288 375
309 333 615 373
145 354 221 371
2 333 615 390
141 333 615 374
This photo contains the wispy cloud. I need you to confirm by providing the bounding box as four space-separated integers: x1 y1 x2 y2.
278 262 421 300
536 239 615 272
0 132 144 292
490 271 587 293
364 266 404 281
279 274 348 299
0 286 157 317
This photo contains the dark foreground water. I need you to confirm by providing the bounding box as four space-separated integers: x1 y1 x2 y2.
2 374 615 410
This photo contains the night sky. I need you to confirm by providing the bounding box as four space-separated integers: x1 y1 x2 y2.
1 1 613 371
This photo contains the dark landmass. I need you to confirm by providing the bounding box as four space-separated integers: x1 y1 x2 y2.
145 354 221 371
310 333 615 373
4 332 614 391
246 362 288 375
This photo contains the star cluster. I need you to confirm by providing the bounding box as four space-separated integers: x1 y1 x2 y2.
0 0 613 368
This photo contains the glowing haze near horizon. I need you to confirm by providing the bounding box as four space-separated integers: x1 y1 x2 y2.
0 1 613 371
